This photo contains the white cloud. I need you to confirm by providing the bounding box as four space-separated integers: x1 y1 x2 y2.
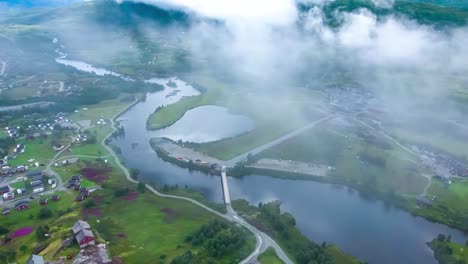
121 0 298 26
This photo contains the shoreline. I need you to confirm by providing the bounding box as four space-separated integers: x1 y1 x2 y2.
150 138 468 233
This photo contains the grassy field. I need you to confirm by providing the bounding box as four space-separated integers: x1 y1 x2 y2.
258 247 285 264
413 180 468 231
70 94 134 124
392 127 468 159
0 190 80 263
146 75 227 130
429 235 468 264
2 153 256 263
7 137 66 167
147 90 219 130
260 127 428 196
66 125 113 158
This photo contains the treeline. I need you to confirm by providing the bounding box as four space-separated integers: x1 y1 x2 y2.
428 234 468 264
171 219 253 264
233 200 334 264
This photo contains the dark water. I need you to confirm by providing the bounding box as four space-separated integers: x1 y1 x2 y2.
111 85 468 264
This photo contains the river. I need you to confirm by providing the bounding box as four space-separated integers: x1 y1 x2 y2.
109 80 468 264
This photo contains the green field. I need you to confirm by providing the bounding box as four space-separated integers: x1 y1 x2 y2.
429 235 468 264
413 180 468 231
7 137 65 167
260 127 428 196
147 90 219 130
258 247 285 264
70 95 134 124
66 125 113 158
0 191 80 263
392 127 468 159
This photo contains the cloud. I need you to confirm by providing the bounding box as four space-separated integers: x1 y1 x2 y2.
119 0 298 26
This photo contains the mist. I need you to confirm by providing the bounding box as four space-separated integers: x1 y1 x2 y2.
41 0 468 122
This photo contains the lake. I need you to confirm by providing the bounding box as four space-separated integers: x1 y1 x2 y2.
110 82 468 264
153 105 255 143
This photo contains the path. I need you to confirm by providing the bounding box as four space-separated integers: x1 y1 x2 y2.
101 99 293 264
352 117 433 197
225 115 336 167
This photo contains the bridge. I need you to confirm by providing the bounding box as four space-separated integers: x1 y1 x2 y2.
219 165 293 264
220 166 231 204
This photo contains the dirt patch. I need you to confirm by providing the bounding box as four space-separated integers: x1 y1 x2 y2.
123 192 138 201
80 167 112 184
160 207 179 222
82 208 103 219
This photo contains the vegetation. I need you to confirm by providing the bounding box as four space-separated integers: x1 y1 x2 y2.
178 219 256 263
259 247 285 264
232 200 360 264
428 234 468 264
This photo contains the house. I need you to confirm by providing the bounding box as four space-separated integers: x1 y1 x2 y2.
32 185 45 194
416 196 433 207
68 178 79 187
27 170 42 177
71 175 82 181
73 184 81 191
31 179 43 187
26 254 44 264
39 198 48 206
81 189 90 198
2 207 11 215
30 174 43 182
14 200 30 211
0 185 9 195
52 194 60 201
72 220 95 248
75 194 84 202
3 191 14 200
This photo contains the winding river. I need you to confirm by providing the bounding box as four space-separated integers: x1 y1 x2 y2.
109 80 468 264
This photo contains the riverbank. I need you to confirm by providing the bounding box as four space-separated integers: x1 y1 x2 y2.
233 199 360 264
428 234 468 264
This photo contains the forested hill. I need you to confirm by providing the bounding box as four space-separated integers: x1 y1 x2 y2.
299 0 468 28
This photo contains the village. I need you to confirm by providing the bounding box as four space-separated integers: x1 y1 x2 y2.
0 108 117 263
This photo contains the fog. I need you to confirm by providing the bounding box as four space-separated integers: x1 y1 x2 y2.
41 0 468 122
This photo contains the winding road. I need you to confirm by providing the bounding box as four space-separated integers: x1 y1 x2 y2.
97 99 294 264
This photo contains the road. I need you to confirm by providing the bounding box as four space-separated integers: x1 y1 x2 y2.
225 115 336 167
99 99 293 264
352 117 433 197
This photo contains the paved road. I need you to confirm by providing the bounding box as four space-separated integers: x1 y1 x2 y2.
101 100 293 264
224 115 336 167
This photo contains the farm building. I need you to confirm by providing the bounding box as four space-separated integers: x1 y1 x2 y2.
0 185 9 195
26 254 44 264
72 220 95 248
14 200 30 211
2 207 11 215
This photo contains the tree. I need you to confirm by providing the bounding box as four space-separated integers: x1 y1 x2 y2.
36 225 50 240
437 234 446 242
137 182 146 193
0 226 9 235
38 207 52 219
